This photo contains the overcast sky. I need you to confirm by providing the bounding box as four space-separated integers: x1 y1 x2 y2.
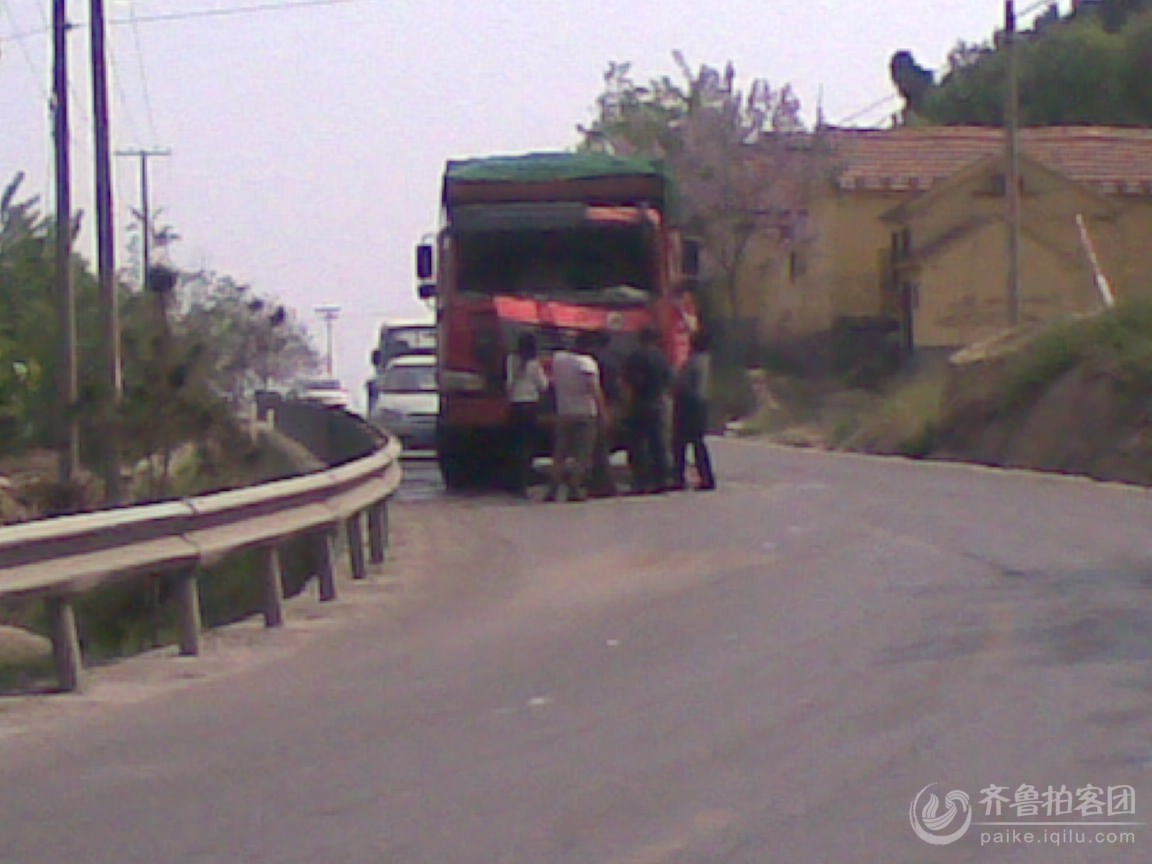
0 0 1063 406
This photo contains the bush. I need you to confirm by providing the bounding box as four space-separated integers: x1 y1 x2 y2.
843 369 946 457
1001 300 1152 412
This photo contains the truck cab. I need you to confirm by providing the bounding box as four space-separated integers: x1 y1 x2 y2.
417 152 699 489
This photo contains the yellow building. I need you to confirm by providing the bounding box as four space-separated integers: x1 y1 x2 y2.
746 126 1152 359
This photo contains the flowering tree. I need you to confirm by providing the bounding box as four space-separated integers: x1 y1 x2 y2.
580 54 820 330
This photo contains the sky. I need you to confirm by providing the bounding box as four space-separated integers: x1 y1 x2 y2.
0 0 1066 409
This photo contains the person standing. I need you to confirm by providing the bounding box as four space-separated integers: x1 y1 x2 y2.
623 326 673 493
672 330 716 491
587 332 620 497
506 332 550 495
547 331 606 502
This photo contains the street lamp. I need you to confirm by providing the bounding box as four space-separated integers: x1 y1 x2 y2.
314 304 341 375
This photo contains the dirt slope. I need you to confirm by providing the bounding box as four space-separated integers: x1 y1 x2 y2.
931 313 1152 485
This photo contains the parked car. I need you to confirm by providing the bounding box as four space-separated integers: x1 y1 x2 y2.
293 377 350 409
376 318 437 367
370 355 438 450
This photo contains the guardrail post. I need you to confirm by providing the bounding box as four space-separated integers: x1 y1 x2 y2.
48 597 82 692
367 502 388 565
262 546 285 628
174 571 202 657
316 529 338 602
346 513 367 580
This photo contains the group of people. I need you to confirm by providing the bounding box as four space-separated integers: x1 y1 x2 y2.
505 326 716 502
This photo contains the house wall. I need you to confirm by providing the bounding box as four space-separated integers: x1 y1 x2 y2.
899 162 1145 349
820 189 907 322
915 223 1099 348
1115 198 1152 298
738 187 903 343
734 153 1152 358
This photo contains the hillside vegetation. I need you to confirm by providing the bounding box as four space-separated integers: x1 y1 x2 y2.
903 1 1152 126
841 301 1152 485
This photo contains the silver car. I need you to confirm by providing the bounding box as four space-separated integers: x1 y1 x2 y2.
370 355 438 450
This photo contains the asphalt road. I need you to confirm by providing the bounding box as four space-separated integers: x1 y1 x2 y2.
2 441 1152 862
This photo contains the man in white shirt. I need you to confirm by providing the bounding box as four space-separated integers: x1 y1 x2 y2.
546 331 606 502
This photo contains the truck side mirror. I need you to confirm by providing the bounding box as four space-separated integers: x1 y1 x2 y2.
418 282 437 300
416 243 434 280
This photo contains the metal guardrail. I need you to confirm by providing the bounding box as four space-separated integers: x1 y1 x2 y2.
0 434 403 692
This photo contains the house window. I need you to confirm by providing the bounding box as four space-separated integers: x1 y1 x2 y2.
891 229 913 260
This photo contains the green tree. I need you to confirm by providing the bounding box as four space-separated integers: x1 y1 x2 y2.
0 174 106 456
1021 19 1129 123
0 171 320 500
1121 11 1152 121
178 271 319 406
917 8 1152 126
115 270 319 498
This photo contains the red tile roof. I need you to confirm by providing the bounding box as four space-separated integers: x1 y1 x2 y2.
830 126 1152 195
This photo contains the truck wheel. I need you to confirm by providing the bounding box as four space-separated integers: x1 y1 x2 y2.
437 426 478 490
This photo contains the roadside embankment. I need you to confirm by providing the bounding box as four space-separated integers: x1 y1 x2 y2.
930 303 1152 484
749 300 1152 487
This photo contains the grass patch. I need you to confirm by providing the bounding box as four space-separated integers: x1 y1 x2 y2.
0 656 55 693
710 362 757 428
842 369 947 457
1001 300 1152 412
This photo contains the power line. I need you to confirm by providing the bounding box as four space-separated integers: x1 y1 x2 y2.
1 1 49 100
111 0 359 27
127 3 159 145
0 0 360 44
836 94 898 127
1 2 94 176
108 36 147 149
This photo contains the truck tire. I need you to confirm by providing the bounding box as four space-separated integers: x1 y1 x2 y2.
436 425 479 490
437 425 522 491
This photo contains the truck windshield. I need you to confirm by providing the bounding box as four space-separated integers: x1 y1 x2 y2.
455 225 655 303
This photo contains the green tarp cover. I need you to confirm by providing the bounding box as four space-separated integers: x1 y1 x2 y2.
445 151 665 184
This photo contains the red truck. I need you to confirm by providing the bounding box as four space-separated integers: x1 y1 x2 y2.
416 151 700 489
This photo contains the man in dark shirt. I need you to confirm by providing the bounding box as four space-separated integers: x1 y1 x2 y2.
623 327 673 493
587 333 621 497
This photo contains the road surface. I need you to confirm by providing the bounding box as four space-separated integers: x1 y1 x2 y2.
2 441 1151 862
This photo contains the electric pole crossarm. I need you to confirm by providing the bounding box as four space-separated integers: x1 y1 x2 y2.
116 148 172 291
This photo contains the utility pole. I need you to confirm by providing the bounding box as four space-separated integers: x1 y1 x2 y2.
315 305 341 375
116 148 171 290
1005 0 1023 327
90 0 122 502
53 0 79 487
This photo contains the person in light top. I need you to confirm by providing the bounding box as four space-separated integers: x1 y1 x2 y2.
546 331 607 502
505 331 550 495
